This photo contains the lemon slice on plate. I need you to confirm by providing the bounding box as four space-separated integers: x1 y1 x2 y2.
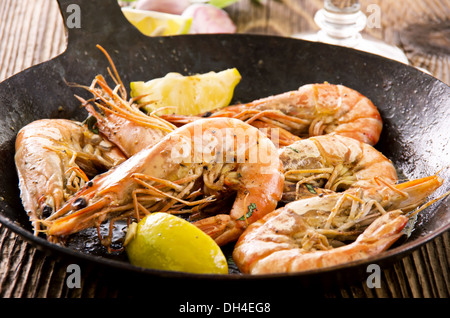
124 213 228 274
121 7 192 36
130 68 241 115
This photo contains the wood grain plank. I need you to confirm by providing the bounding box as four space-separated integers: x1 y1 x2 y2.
0 226 12 291
434 233 450 296
383 265 403 298
0 0 22 80
40 0 66 62
3 237 29 297
26 251 51 298
393 261 412 298
374 273 391 298
0 0 65 81
426 238 449 297
413 248 435 297
361 279 376 298
13 246 37 298
14 0 38 74
5 0 29 78
0 228 18 295
402 253 424 297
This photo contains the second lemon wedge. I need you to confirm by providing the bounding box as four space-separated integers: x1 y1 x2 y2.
122 7 192 36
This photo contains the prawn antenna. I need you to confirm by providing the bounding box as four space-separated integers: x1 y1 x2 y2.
408 190 450 218
96 44 127 99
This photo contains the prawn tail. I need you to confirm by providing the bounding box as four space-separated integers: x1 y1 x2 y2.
192 214 232 245
358 210 408 243
325 211 409 268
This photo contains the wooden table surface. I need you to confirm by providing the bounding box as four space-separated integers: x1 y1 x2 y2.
0 0 449 300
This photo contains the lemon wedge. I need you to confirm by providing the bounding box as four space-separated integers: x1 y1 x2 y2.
130 68 241 115
121 7 192 36
124 213 228 274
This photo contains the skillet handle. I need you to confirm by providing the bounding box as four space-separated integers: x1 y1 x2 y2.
56 0 143 50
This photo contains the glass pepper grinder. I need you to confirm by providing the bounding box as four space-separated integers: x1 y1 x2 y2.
294 0 409 64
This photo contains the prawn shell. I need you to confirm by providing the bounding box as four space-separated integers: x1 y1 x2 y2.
46 118 284 246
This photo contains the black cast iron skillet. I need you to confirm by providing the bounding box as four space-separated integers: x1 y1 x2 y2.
0 0 449 294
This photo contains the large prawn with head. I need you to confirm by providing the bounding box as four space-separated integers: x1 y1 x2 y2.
233 134 446 274
14 119 126 235
233 176 446 274
279 134 398 203
161 83 383 147
42 118 284 247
